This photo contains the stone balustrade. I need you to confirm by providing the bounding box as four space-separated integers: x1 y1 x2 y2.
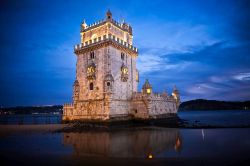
81 19 130 32
132 92 173 100
74 34 138 53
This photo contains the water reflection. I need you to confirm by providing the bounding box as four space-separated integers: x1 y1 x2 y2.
63 128 182 158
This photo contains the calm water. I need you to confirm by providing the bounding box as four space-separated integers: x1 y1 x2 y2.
0 114 62 124
1 110 250 126
1 111 250 165
0 128 249 165
179 110 250 126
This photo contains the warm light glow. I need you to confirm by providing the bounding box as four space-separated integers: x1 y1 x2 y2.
172 93 177 99
146 88 151 94
148 154 153 159
136 71 139 82
175 137 181 151
122 67 128 74
87 66 95 74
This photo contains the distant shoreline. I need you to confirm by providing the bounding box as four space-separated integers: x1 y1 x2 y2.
179 99 250 111
1 99 250 115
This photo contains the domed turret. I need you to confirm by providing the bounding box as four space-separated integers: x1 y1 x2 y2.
142 79 152 95
81 19 87 30
172 85 180 106
73 79 80 103
106 9 112 20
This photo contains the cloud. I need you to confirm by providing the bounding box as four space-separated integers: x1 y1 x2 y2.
232 72 250 81
186 83 224 95
138 40 250 101
1 0 250 106
134 21 219 55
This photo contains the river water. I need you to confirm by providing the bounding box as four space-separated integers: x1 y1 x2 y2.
0 111 250 165
0 128 249 165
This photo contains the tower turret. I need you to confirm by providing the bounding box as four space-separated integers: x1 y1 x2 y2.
81 20 87 30
142 79 152 95
73 79 80 104
106 9 112 20
172 85 180 107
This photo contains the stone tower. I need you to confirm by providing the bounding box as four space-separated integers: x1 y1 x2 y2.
63 10 180 122
63 10 139 121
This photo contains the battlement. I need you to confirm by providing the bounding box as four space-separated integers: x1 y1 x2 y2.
132 92 175 101
81 18 132 35
74 34 138 54
63 103 73 108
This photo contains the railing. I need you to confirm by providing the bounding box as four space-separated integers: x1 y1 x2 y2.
81 19 129 32
74 34 138 53
132 92 174 101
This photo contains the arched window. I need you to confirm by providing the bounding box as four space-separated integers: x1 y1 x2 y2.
107 82 110 86
90 51 95 59
89 82 94 90
121 52 125 60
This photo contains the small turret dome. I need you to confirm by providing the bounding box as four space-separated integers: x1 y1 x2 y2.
173 85 179 94
142 79 152 89
81 19 87 29
142 79 152 94
106 9 112 20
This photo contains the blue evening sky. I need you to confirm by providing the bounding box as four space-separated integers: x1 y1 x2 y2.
0 0 250 106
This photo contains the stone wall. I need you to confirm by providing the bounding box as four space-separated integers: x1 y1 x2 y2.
76 47 106 101
131 92 178 119
109 46 137 100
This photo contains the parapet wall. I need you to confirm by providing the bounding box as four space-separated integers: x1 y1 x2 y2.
132 92 178 119
63 92 178 122
63 100 110 121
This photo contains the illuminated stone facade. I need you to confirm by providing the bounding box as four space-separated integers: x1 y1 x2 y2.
63 10 180 121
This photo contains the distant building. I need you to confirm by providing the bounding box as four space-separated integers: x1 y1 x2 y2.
63 10 180 121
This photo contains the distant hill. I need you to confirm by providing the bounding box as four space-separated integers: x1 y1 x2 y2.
0 105 63 115
179 99 250 111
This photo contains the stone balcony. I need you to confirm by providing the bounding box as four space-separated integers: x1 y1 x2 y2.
74 34 138 54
